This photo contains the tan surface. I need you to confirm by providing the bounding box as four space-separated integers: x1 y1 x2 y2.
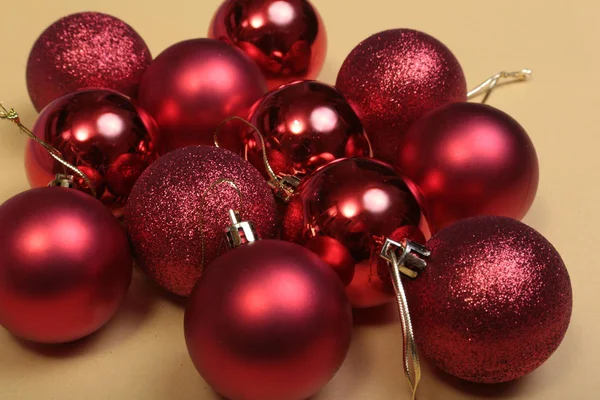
0 0 598 399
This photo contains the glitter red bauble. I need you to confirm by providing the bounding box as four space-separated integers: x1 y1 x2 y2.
137 39 267 154
209 0 327 90
0 187 132 344
282 157 428 308
245 80 372 178
25 89 160 218
404 216 572 383
125 146 279 297
396 102 539 232
336 29 467 164
185 240 352 400
26 12 152 112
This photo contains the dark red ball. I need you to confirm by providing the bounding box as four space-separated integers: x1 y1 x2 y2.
282 157 428 308
26 89 160 217
138 39 267 154
336 29 467 164
185 240 352 400
396 102 539 232
209 0 327 90
245 80 372 178
27 12 152 112
125 146 279 296
404 216 572 383
0 187 132 343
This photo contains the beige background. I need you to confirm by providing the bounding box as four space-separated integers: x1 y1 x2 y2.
0 0 598 399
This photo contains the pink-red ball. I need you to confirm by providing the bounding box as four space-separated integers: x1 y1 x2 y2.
209 0 327 90
27 12 152 112
336 29 467 164
26 89 160 218
0 187 132 343
397 102 539 232
125 146 279 297
185 240 352 400
137 39 267 154
405 216 572 383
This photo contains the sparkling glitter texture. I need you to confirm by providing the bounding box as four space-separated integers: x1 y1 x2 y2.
404 216 573 383
336 29 467 164
125 146 279 296
27 12 152 112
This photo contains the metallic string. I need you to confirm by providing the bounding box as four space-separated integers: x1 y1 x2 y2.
467 69 532 104
213 116 295 200
0 103 96 197
198 178 243 273
388 249 421 400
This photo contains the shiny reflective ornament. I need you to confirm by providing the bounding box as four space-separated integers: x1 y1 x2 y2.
0 187 132 344
397 102 538 232
138 39 267 153
27 12 152 112
282 157 427 308
246 80 372 178
404 216 572 383
185 240 352 400
25 89 160 217
125 146 279 296
209 0 327 89
336 29 467 164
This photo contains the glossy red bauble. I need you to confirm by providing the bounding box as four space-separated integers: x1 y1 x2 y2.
185 240 352 400
209 0 327 89
0 187 132 344
27 12 152 112
26 89 160 217
138 39 267 153
405 216 572 383
245 80 371 178
282 157 427 308
336 29 467 164
397 102 539 232
125 146 279 297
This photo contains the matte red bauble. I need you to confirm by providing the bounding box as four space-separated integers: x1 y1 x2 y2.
336 29 467 164
404 216 572 383
282 157 428 308
185 240 352 400
0 187 132 344
245 80 371 178
27 12 152 112
125 146 279 296
397 102 539 232
138 39 267 153
209 0 327 89
25 89 160 217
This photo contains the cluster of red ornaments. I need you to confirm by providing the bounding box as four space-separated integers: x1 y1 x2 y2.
0 2 571 400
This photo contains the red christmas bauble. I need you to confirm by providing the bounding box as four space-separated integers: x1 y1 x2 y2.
282 157 428 308
336 29 467 164
125 146 279 296
405 216 572 383
185 240 352 400
138 39 267 154
245 80 372 178
25 89 160 218
27 12 152 112
397 102 539 232
209 0 327 90
0 187 132 344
